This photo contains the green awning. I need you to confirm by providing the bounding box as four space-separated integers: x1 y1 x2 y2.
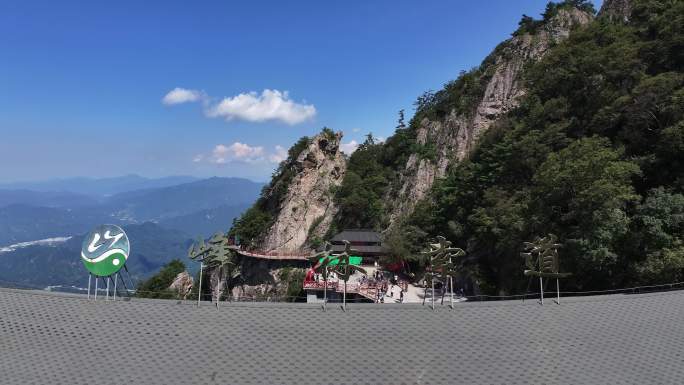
320 256 362 266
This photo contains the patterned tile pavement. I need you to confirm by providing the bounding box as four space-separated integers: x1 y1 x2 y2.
1 288 683 384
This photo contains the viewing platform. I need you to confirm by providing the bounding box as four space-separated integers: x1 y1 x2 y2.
3 287 682 384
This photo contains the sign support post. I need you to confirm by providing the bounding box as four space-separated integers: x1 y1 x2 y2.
431 277 435 311
449 255 454 310
450 275 454 309
197 262 203 307
216 267 220 310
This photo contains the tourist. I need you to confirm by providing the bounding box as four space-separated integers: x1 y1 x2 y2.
400 290 404 303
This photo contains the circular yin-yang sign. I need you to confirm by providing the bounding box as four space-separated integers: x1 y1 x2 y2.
81 224 130 277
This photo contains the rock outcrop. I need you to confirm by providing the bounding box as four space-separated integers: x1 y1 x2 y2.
169 271 193 299
385 8 593 226
261 130 346 252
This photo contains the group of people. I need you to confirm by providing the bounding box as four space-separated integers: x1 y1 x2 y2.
309 262 414 303
312 271 338 283
387 283 405 303
366 270 405 303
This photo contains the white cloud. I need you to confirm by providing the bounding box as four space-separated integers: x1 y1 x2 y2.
352 127 361 133
196 143 292 165
340 140 359 154
164 87 316 125
269 145 288 164
162 87 204 105
228 142 265 159
206 89 316 125
210 142 265 164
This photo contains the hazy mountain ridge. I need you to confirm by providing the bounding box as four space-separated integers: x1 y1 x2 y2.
158 203 252 237
0 190 100 208
0 204 103 246
0 177 263 245
0 174 199 197
0 176 263 287
103 177 262 221
0 222 193 288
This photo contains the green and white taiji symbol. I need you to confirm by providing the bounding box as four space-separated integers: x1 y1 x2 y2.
81 224 130 277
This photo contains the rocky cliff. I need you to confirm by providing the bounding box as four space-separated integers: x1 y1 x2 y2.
261 130 346 252
231 3 602 247
168 271 193 299
385 7 594 226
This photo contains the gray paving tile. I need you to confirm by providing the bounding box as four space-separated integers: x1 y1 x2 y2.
1 288 683 384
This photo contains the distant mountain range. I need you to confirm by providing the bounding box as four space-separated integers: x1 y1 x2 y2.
0 190 99 208
0 204 104 246
0 175 263 288
0 176 262 244
0 174 200 197
0 222 194 289
158 203 250 238
101 177 260 221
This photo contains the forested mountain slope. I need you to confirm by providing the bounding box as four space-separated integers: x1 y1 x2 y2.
382 4 593 226
329 2 597 237
390 0 684 294
230 0 684 295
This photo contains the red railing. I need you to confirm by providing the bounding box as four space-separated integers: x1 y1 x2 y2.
302 280 370 294
303 281 338 290
229 246 309 261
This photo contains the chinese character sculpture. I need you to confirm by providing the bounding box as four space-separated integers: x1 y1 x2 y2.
421 236 465 310
189 232 237 307
521 233 571 305
307 242 336 311
329 240 366 311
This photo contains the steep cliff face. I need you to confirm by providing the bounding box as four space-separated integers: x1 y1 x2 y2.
261 131 346 252
168 271 193 299
385 8 593 226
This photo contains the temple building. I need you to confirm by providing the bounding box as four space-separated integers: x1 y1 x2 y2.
329 229 385 260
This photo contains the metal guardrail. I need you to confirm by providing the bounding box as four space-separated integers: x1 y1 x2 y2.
3 279 684 305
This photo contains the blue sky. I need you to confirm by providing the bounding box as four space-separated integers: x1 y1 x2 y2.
0 0 601 183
